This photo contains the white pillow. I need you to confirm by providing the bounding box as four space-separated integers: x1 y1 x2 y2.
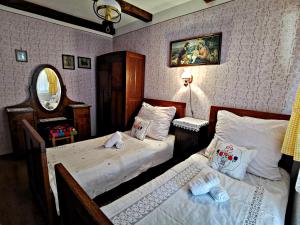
130 117 151 141
137 102 176 140
209 110 288 180
208 138 257 180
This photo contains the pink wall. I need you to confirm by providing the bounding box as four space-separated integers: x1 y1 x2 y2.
0 10 113 155
114 0 300 119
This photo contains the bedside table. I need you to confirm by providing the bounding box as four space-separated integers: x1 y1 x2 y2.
173 117 209 161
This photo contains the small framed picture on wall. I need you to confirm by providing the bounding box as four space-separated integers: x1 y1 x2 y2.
15 49 28 62
78 57 91 69
62 54 75 70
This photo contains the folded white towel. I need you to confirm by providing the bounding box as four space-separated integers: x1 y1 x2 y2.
189 172 220 196
104 131 122 148
115 140 124 149
209 186 230 202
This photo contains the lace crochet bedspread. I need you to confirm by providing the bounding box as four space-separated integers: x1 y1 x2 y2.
102 154 290 225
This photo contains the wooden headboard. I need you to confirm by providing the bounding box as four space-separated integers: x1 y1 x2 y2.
144 98 186 119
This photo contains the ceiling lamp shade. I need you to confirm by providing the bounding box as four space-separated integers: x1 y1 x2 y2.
93 0 122 23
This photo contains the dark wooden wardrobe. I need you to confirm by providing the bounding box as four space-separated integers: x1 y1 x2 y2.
96 51 145 136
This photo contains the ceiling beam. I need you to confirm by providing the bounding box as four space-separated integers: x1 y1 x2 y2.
116 0 152 22
0 0 104 32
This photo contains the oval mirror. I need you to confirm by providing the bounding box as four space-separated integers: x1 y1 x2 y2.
36 67 62 111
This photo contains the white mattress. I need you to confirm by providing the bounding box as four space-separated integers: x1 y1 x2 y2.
102 153 290 225
46 132 175 214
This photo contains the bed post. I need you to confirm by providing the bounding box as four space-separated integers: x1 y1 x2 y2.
22 119 57 225
55 163 113 225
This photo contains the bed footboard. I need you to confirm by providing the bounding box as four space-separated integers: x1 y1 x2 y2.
55 163 112 225
22 119 57 225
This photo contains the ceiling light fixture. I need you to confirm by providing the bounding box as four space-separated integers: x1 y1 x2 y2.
92 0 122 35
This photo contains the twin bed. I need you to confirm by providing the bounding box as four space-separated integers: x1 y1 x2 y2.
24 102 295 225
22 99 186 225
53 106 299 225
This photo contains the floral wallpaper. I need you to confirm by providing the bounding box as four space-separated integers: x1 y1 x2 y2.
114 0 300 120
0 10 113 155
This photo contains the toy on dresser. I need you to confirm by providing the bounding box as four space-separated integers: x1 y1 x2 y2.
48 125 77 147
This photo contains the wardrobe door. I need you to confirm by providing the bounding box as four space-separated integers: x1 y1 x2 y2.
125 52 145 129
96 56 112 136
111 59 125 131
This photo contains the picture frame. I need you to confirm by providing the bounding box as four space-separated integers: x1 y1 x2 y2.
15 49 28 62
78 57 91 69
62 54 75 70
169 32 222 67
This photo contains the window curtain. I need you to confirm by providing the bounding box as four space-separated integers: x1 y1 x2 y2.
281 86 300 161
45 68 58 95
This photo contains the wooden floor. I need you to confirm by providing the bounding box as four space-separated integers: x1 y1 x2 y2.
0 155 46 225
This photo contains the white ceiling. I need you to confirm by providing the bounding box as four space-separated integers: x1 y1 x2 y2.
2 0 232 37
26 0 192 28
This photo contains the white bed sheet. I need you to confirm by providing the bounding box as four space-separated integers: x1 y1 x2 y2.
102 153 290 225
47 132 175 213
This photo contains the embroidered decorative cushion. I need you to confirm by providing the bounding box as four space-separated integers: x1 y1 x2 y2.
130 117 151 140
137 102 176 140
208 138 257 180
208 110 288 180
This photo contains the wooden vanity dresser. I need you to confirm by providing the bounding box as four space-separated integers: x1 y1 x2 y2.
6 64 91 156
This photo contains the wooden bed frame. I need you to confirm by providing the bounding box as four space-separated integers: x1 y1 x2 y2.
22 98 186 225
54 106 299 225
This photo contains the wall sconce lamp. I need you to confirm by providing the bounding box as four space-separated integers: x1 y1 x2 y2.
181 70 193 87
181 70 194 117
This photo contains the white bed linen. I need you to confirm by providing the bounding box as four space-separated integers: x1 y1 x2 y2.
101 153 290 225
47 132 174 213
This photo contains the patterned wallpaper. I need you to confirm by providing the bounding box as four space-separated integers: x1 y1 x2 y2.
114 0 300 120
1 0 300 155
0 10 112 155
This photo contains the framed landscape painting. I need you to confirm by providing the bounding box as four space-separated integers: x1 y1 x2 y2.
169 32 222 67
78 57 91 69
62 54 75 70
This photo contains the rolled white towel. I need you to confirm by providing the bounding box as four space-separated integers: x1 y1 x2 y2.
209 186 229 202
104 131 122 148
115 140 124 149
189 172 220 196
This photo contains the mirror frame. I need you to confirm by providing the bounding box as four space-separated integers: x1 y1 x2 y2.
32 64 65 113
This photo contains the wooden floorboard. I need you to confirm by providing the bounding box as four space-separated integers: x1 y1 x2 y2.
0 154 46 225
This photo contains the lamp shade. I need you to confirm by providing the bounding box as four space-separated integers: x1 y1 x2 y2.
93 0 121 23
181 70 192 79
98 0 121 13
281 86 300 161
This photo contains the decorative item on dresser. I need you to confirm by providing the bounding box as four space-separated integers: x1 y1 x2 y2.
6 64 91 156
172 117 209 161
96 51 145 136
